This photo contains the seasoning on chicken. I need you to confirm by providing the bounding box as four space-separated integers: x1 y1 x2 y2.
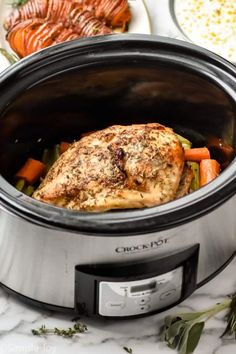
33 123 185 212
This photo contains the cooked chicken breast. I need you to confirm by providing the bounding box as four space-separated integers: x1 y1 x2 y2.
33 123 185 212
176 165 193 199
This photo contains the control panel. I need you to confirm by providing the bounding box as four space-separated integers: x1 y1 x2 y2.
75 245 199 318
99 267 183 316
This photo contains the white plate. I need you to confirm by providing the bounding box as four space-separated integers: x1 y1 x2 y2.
0 0 151 70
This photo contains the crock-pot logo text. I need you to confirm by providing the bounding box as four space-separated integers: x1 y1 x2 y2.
115 239 168 254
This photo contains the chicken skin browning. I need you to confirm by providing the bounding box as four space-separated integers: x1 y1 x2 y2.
33 123 185 212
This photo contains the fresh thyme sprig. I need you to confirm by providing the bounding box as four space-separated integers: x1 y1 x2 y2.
161 294 236 354
32 322 87 338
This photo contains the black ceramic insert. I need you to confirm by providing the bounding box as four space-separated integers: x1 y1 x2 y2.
0 35 236 234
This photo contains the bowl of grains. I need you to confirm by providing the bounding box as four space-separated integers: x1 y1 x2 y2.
172 0 236 63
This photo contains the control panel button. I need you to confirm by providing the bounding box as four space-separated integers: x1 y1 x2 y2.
138 297 151 306
160 289 176 301
106 301 125 310
140 304 151 311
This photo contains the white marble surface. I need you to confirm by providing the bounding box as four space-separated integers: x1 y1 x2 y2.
0 1 236 354
0 257 234 354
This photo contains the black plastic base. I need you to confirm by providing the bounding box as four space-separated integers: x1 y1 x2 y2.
0 251 235 319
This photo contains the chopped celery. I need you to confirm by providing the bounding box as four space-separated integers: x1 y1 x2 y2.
188 162 200 191
16 179 34 196
15 178 25 191
42 148 52 171
23 185 35 196
42 145 60 171
53 144 60 162
177 134 192 150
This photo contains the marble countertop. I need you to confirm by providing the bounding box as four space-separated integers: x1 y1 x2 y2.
0 257 235 354
0 1 236 354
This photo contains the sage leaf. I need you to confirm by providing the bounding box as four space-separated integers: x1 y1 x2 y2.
167 320 185 339
161 295 235 354
160 316 175 341
176 326 190 354
178 312 205 322
165 315 176 329
186 322 205 354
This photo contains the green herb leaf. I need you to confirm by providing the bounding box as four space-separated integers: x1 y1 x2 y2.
161 296 235 354
186 322 205 354
177 312 205 322
123 347 133 354
31 322 87 337
166 319 186 349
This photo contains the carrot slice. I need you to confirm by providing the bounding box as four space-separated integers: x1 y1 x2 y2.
200 159 220 187
80 130 95 138
184 147 210 162
60 142 71 154
16 158 46 184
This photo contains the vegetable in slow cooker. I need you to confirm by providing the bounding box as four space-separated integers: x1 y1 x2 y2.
14 123 234 211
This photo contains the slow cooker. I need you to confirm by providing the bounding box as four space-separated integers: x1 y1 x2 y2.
0 35 236 318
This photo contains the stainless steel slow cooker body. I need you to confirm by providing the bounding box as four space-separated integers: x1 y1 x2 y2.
0 35 236 318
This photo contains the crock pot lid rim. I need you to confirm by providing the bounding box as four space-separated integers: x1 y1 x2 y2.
2 34 236 78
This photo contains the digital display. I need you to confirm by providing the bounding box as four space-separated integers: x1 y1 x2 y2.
130 281 156 293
